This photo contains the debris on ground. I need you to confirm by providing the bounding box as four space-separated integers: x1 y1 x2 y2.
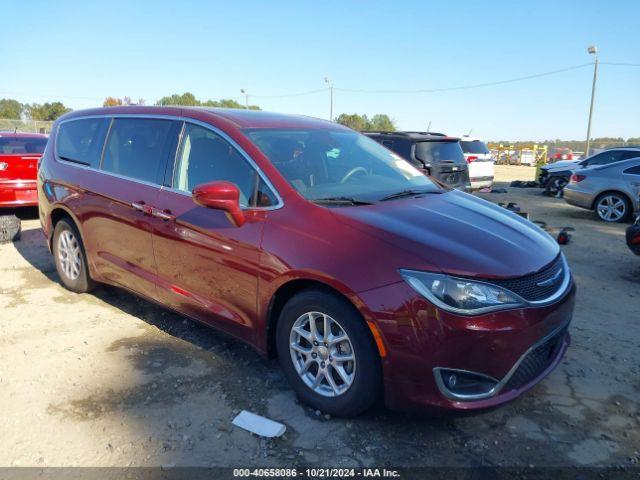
0 215 21 244
232 410 286 438
489 188 508 193
510 180 539 188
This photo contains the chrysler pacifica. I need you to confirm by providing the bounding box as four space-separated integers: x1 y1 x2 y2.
38 107 575 416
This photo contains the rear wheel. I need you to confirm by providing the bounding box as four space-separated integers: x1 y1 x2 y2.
594 192 631 223
52 219 96 293
276 289 381 417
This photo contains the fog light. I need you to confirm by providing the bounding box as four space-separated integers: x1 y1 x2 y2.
0 162 8 171
435 368 499 400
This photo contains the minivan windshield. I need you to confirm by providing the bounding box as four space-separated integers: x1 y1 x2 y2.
245 129 442 202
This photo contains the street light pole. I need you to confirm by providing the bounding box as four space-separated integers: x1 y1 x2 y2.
585 46 599 156
240 89 249 109
324 77 333 121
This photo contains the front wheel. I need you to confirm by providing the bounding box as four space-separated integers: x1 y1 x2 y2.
545 176 568 196
52 219 96 293
276 289 382 417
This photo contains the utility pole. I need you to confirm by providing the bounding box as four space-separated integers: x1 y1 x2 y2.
240 89 249 109
585 46 599 156
324 77 333 121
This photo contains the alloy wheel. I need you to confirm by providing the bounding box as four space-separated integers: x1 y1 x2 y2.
289 311 356 397
596 195 627 222
57 230 82 280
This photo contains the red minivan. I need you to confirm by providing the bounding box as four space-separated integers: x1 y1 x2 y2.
38 107 575 416
0 132 48 207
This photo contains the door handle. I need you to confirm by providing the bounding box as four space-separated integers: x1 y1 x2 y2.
154 209 175 221
131 201 153 215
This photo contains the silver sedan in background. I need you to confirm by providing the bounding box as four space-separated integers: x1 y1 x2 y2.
564 158 640 222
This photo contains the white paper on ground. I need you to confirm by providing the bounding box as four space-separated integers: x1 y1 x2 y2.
232 410 286 438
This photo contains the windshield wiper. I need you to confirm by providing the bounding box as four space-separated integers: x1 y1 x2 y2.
312 196 374 206
379 189 442 201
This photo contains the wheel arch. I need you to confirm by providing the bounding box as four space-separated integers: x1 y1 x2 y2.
264 277 378 359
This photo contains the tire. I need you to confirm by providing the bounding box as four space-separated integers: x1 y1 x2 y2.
52 219 96 293
0 215 21 244
594 192 631 223
276 289 382 417
544 176 568 197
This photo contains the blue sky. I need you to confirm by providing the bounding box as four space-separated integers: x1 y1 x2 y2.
2 0 638 140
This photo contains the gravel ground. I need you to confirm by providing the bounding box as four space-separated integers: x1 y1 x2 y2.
0 166 639 468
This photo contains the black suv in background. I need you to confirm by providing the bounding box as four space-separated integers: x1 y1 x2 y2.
365 131 471 191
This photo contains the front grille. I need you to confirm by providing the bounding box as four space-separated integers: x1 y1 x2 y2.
505 327 567 390
489 255 566 302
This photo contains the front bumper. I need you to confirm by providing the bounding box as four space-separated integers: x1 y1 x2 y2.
0 180 38 207
359 280 576 412
563 186 593 210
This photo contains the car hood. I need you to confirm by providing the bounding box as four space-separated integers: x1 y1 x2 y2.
544 160 580 171
331 190 559 279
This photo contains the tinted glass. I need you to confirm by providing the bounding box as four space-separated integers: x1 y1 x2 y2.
0 136 47 154
415 141 466 165
588 151 624 166
57 118 109 167
246 129 440 202
623 165 640 175
173 123 270 207
622 151 640 161
460 140 490 154
102 118 173 183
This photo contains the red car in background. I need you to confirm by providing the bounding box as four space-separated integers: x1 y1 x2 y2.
548 147 573 162
0 132 48 207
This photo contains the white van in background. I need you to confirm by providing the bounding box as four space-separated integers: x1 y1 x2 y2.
459 136 495 190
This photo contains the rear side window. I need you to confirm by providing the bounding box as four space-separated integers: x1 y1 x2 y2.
0 136 47 154
102 118 174 184
460 140 490 154
57 118 109 168
589 151 624 166
623 165 640 175
415 141 466 165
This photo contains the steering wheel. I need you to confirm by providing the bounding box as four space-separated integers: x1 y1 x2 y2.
340 166 368 184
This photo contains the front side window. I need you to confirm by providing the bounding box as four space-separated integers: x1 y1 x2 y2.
57 118 110 168
246 129 440 202
173 123 275 207
102 118 174 183
589 151 623 166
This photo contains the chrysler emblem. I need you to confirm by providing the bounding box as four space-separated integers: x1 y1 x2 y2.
536 269 563 287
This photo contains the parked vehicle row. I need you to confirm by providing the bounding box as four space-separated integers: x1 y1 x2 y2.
364 132 495 191
539 147 640 196
37 106 574 416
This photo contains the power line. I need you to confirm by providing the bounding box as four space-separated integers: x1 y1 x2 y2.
600 62 640 67
249 88 328 99
334 63 594 94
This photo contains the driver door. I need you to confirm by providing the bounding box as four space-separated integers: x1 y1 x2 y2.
152 122 277 341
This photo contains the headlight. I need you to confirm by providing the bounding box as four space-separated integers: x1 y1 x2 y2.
399 269 525 315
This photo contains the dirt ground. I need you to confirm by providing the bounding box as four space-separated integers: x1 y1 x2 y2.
1 165 639 469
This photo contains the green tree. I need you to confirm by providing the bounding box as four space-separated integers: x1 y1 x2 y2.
26 102 71 121
156 92 260 110
0 98 24 119
369 114 396 131
156 92 200 106
335 113 396 131
335 113 371 131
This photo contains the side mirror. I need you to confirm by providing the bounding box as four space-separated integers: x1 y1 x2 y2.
192 181 245 227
